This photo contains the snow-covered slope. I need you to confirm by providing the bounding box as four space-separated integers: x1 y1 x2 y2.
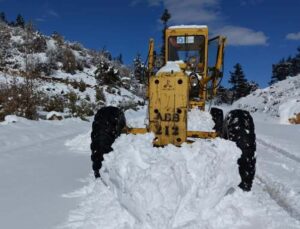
233 75 300 124
0 22 142 120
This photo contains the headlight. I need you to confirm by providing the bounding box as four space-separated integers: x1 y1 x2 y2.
190 73 199 87
188 56 197 68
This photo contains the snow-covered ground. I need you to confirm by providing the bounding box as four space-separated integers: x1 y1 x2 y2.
1 75 300 229
0 117 91 229
0 106 299 228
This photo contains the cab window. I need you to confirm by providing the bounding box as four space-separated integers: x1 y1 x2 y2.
168 35 205 64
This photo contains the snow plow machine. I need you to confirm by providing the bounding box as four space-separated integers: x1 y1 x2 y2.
91 25 256 191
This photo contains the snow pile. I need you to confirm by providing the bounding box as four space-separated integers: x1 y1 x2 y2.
278 99 300 124
156 61 181 75
188 108 215 131
46 111 63 120
62 133 241 228
3 115 19 123
233 75 300 122
125 106 148 128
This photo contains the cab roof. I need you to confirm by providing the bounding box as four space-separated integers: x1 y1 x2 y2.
168 25 208 29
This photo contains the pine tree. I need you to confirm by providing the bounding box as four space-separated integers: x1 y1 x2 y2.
116 54 123 65
15 14 25 28
160 9 171 64
269 47 300 85
269 58 291 85
228 63 249 102
292 47 300 76
0 12 7 23
133 53 145 83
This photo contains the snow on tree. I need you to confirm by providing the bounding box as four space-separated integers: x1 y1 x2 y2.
133 53 146 83
0 22 11 70
94 59 120 86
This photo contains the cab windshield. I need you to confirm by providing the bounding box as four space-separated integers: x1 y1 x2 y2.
168 35 205 64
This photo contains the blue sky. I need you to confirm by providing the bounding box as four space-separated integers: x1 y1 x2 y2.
1 0 300 87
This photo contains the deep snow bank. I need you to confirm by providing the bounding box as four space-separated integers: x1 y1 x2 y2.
62 132 241 229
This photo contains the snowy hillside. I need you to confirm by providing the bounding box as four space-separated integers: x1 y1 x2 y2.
0 21 142 121
233 75 300 124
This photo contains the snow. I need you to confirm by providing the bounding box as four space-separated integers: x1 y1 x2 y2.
188 108 215 131
233 75 300 123
169 25 208 29
125 106 148 128
1 77 300 228
10 35 24 44
156 61 181 75
0 118 91 229
63 133 241 229
3 115 19 124
278 99 300 124
103 86 143 107
46 111 63 120
46 39 57 50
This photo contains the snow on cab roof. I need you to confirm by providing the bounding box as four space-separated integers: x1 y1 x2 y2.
168 25 208 29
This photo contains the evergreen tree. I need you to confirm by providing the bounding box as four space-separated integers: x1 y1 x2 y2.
269 58 291 85
228 63 249 102
133 53 145 83
116 54 123 64
269 47 300 85
15 14 25 28
292 47 300 76
0 12 7 23
160 9 171 63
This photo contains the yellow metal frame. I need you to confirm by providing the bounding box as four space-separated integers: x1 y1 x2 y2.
124 26 225 146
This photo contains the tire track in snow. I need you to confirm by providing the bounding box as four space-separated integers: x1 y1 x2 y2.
256 176 300 222
257 138 300 163
256 139 300 222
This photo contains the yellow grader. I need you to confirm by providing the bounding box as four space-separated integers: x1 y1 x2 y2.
91 25 256 191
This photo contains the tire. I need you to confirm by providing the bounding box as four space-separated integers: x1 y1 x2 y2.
90 106 126 178
224 109 256 191
210 107 224 136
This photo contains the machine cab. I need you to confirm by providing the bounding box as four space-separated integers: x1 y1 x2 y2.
164 25 226 105
165 25 208 74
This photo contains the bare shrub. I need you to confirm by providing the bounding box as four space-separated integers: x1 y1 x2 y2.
43 95 65 112
62 48 77 74
0 78 39 121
